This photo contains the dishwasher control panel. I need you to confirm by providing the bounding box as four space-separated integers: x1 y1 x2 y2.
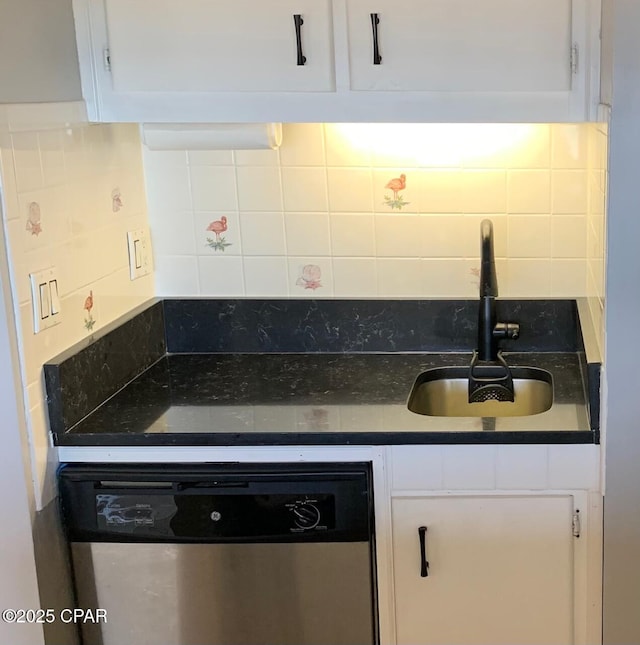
59 462 372 544
91 493 335 538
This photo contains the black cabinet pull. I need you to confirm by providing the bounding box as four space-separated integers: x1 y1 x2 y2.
418 526 429 577
370 13 382 65
293 14 307 66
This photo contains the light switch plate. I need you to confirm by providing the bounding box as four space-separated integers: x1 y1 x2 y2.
29 267 62 333
127 228 153 280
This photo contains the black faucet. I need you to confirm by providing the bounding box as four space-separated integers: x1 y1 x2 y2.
477 219 520 361
468 220 520 403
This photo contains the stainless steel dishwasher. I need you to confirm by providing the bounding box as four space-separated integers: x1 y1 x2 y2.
59 462 377 645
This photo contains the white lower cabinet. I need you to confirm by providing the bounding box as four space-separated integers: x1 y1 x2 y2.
391 495 576 645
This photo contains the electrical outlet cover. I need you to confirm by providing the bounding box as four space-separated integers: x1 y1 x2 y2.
127 229 153 280
29 267 62 333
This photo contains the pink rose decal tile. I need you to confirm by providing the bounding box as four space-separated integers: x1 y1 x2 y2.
26 202 42 236
384 173 410 210
206 216 232 252
296 264 322 291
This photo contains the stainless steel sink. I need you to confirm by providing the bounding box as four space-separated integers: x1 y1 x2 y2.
407 366 553 417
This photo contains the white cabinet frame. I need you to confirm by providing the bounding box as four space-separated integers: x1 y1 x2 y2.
72 0 601 122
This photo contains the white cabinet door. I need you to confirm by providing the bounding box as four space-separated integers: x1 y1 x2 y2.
347 0 573 92
392 495 574 645
103 0 335 92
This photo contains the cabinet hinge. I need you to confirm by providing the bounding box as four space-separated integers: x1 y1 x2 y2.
570 43 579 75
572 510 581 538
103 47 111 72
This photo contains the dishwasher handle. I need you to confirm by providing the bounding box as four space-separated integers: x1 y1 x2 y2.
177 481 249 491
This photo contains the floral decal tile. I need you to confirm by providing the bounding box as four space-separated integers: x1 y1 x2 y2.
469 266 480 289
383 173 410 210
84 290 95 331
206 216 232 252
296 264 322 291
112 188 123 212
26 202 42 236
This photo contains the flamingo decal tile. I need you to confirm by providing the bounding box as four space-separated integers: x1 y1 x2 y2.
206 216 232 251
383 173 410 210
26 202 42 236
83 290 96 331
296 264 322 290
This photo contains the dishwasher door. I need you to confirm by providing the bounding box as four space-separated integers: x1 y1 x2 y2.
59 462 377 645
72 541 373 645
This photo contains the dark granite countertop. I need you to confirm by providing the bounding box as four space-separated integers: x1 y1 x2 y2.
46 299 599 447
54 351 593 446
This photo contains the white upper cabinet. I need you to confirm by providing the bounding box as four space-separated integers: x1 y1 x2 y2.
72 0 601 122
347 0 572 92
103 0 334 93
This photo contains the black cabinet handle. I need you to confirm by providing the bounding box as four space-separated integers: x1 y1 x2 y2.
293 14 307 66
370 13 382 65
418 526 429 577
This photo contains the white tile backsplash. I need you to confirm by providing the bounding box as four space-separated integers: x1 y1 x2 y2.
552 124 588 169
284 213 331 256
187 149 233 166
459 170 507 213
155 255 199 294
551 260 587 297
236 165 283 211
197 255 244 296
279 123 326 167
12 131 43 193
144 123 596 298
376 258 424 297
374 215 425 257
508 216 551 258
507 170 551 214
327 168 374 212
239 212 286 256
0 116 153 509
332 258 378 297
552 170 589 214
507 259 552 297
330 214 376 257
243 257 289 296
151 210 197 256
190 165 237 211
281 167 328 212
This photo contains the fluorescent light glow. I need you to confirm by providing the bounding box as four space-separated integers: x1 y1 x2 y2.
328 123 540 166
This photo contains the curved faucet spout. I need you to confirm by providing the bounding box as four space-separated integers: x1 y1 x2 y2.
480 219 498 298
476 219 519 362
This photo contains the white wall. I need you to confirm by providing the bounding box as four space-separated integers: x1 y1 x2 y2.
0 158 43 645
0 0 81 103
145 123 593 300
602 1 640 642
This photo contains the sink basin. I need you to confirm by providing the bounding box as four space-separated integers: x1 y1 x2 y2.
407 366 553 417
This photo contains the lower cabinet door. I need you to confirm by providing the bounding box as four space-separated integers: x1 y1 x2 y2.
392 495 574 645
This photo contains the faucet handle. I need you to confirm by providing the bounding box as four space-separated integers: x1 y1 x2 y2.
494 322 520 341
